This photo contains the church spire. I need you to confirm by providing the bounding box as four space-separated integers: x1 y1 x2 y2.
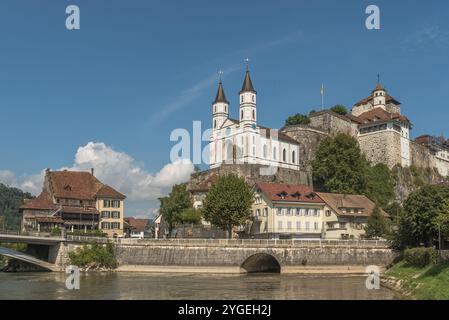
240 60 256 94
213 80 229 104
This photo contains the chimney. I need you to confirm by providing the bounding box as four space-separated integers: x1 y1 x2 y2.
91 168 95 176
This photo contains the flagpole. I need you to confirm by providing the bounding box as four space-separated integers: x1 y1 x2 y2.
321 83 324 110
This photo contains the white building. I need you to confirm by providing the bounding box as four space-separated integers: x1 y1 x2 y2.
209 68 300 171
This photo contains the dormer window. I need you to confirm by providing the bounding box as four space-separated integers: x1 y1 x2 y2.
277 191 288 199
64 184 72 191
292 192 301 199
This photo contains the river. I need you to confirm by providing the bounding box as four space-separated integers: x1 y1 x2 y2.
0 272 403 300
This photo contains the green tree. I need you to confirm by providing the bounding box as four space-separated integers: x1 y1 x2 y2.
202 174 253 238
330 104 348 115
312 133 368 194
0 183 34 231
158 183 192 237
178 207 203 225
284 113 311 126
365 163 395 208
365 206 388 239
384 202 403 219
396 184 449 248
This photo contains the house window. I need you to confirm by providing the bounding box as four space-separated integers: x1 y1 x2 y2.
103 200 111 208
101 211 110 219
305 222 310 230
314 222 319 230
296 221 301 230
304 209 310 217
325 210 331 217
278 221 283 230
111 222 120 229
112 211 120 219
111 200 121 208
287 221 292 230
101 222 110 229
256 209 261 216
263 208 268 217
276 208 283 216
295 208 301 216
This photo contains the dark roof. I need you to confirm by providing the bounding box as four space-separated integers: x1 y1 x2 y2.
259 125 299 145
356 107 409 124
373 82 385 92
256 183 324 204
213 81 229 104
240 70 256 94
354 93 401 107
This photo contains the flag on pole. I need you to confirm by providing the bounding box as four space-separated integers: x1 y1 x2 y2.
321 83 325 110
321 83 324 96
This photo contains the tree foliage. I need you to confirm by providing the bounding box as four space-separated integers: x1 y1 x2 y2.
69 242 117 269
202 174 253 238
365 163 395 208
312 133 368 194
178 207 203 225
158 183 193 237
365 206 388 239
330 104 348 115
395 184 449 248
0 183 34 231
284 113 311 126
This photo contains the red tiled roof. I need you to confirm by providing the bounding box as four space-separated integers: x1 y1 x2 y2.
354 93 400 107
20 191 57 211
124 217 150 232
50 171 104 200
61 206 99 215
255 183 324 203
356 107 409 124
96 185 126 199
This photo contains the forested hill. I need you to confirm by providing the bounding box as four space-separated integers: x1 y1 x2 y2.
0 183 34 230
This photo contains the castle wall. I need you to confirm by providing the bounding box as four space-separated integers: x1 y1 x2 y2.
309 111 358 137
280 125 328 170
410 142 449 177
358 131 402 168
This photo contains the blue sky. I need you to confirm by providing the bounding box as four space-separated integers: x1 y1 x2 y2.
1 0 449 217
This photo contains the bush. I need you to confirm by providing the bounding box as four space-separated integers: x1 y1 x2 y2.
69 242 117 269
50 227 62 236
404 247 437 268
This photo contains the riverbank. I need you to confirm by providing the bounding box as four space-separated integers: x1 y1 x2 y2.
117 264 382 275
383 261 449 300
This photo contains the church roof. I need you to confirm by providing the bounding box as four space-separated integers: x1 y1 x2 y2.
354 93 400 107
240 70 256 94
213 81 229 104
373 82 385 92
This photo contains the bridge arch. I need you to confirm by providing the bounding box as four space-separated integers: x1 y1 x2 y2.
240 253 281 273
0 247 58 272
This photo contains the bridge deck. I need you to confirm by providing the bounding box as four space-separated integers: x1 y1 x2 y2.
0 247 59 272
0 234 64 245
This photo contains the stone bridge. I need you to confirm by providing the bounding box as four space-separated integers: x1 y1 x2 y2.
0 234 398 274
114 239 398 274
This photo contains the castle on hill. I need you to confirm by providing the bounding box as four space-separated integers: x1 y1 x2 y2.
189 68 449 199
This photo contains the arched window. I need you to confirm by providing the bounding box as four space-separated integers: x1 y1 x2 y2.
241 110 244 119
252 95 255 102
252 110 255 120
241 95 243 103
292 150 296 164
214 120 217 129
214 106 216 113
273 147 277 160
282 149 286 162
225 105 227 113
263 144 267 158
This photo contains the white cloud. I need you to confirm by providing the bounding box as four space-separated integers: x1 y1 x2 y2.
0 142 195 203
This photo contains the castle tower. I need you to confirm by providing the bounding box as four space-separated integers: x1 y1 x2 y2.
212 80 229 130
372 82 387 110
239 67 257 128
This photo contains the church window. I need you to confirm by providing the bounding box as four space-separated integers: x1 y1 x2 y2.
252 95 255 102
263 145 267 158
214 106 216 113
292 150 296 164
214 120 217 129
241 95 243 103
273 147 277 160
225 105 227 112
252 110 255 120
282 149 287 162
241 110 244 119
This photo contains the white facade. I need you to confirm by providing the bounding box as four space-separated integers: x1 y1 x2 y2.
209 70 300 171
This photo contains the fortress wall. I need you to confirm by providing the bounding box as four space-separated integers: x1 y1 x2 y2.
410 141 436 169
280 126 328 170
358 131 402 168
309 112 359 137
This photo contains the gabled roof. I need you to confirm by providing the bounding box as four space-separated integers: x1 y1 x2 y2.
255 183 324 204
96 185 126 199
356 107 409 124
316 192 388 217
240 70 256 94
124 217 150 232
20 191 56 211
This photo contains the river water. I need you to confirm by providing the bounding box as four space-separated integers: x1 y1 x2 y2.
0 272 403 300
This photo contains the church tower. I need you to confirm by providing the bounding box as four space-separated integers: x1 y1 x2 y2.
212 80 229 130
239 67 257 128
372 82 387 111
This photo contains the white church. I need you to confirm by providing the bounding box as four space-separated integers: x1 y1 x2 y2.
209 68 300 171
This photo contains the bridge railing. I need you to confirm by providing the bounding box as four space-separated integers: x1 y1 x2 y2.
65 236 390 248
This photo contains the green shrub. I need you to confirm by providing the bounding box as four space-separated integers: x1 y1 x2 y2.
69 242 117 269
50 227 62 236
404 247 437 268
